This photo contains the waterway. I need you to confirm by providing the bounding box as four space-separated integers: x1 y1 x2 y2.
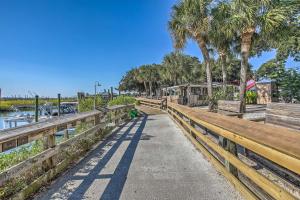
0 110 34 130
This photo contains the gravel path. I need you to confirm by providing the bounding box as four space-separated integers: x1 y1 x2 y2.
35 114 243 200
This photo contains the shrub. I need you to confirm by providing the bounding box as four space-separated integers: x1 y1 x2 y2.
207 86 235 110
246 91 257 104
0 140 43 173
78 96 103 112
108 95 136 106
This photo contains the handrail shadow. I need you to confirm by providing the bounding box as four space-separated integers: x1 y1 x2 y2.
42 115 148 200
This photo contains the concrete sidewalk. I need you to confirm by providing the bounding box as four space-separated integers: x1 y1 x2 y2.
35 113 243 200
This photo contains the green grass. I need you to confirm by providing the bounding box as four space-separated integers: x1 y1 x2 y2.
0 98 76 111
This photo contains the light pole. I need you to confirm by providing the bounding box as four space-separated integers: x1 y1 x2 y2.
94 81 101 110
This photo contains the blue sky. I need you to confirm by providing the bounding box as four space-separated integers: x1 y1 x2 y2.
0 0 298 97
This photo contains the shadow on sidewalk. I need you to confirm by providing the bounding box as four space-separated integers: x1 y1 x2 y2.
38 115 148 200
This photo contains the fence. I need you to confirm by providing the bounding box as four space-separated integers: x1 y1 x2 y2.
137 98 300 200
0 104 134 200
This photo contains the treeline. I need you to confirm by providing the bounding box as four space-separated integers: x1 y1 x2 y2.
119 52 252 94
120 0 299 112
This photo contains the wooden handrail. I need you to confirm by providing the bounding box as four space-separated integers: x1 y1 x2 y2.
0 104 133 152
0 104 133 199
137 98 300 199
168 102 300 171
167 102 300 199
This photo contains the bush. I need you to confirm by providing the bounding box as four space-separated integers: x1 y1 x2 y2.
0 140 43 173
78 96 103 112
108 96 136 106
207 87 235 110
246 91 257 104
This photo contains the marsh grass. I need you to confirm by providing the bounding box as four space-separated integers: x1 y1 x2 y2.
0 98 76 111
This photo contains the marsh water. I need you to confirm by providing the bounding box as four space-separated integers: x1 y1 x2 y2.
0 110 34 130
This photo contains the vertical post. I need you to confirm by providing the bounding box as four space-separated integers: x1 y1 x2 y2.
110 87 113 100
58 93 61 116
219 136 238 177
64 124 71 140
94 114 100 126
94 84 97 110
35 95 39 122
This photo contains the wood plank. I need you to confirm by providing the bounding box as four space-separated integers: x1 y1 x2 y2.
267 103 300 117
266 114 300 130
218 100 241 113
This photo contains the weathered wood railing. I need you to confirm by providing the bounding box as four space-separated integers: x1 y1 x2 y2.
0 104 134 200
138 98 300 200
136 97 166 110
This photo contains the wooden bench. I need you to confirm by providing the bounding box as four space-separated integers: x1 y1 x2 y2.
217 100 242 118
266 103 300 131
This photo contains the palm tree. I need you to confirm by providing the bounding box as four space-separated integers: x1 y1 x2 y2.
210 3 235 92
225 0 296 112
169 0 214 111
135 66 149 96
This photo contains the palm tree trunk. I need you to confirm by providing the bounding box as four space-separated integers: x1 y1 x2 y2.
149 81 153 97
196 36 213 111
239 28 254 113
219 52 227 92
143 81 148 96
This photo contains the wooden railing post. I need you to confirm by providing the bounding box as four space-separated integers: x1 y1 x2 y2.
64 124 72 140
42 128 56 171
219 136 238 177
94 114 100 126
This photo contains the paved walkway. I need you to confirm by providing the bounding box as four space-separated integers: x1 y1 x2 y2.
35 112 243 200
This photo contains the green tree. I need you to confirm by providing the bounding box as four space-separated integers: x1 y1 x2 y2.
257 59 285 83
161 52 203 85
280 69 300 102
224 0 296 112
210 3 234 91
168 0 214 111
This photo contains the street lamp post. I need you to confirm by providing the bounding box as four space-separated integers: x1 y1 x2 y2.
94 81 101 110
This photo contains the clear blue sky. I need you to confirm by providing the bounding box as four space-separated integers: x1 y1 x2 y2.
0 0 298 97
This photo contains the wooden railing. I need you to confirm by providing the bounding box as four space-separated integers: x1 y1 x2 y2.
138 98 300 200
0 104 134 199
136 97 166 109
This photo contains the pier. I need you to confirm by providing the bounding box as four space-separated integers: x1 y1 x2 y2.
0 100 299 200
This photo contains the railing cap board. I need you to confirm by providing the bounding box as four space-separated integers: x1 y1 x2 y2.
0 105 133 144
169 102 300 160
107 104 133 110
136 98 162 104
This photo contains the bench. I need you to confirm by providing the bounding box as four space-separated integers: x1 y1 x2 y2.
266 103 300 131
217 100 242 118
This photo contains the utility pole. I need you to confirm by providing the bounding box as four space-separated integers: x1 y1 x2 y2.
94 81 101 110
